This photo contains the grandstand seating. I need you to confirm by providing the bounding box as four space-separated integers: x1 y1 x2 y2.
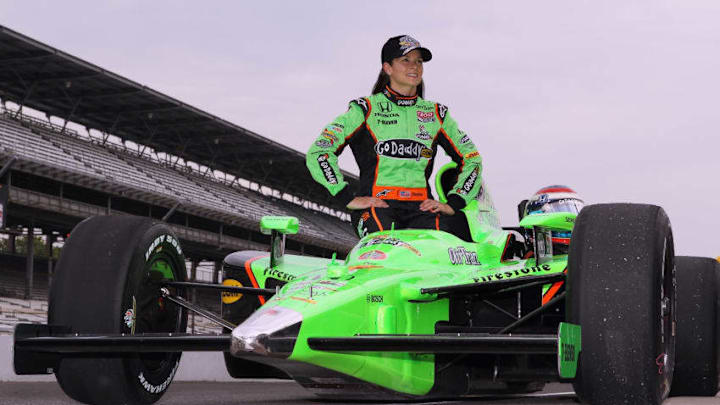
0 118 105 181
0 297 47 335
0 108 362 336
0 112 358 246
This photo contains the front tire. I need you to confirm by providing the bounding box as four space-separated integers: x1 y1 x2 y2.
567 204 675 405
49 216 188 405
670 256 719 396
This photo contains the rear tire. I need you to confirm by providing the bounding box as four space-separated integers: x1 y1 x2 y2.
669 256 719 396
49 216 188 405
567 204 675 405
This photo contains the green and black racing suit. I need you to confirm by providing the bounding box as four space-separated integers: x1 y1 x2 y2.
306 86 483 238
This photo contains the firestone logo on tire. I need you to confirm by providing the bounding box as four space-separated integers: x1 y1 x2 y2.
138 360 179 394
145 235 183 261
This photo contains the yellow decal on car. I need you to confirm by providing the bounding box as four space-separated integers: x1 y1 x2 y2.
221 279 243 304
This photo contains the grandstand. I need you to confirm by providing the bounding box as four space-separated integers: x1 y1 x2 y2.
0 25 359 333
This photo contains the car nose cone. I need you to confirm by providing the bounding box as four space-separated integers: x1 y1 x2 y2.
231 306 302 358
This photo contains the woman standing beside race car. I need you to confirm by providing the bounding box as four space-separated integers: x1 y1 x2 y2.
306 35 483 239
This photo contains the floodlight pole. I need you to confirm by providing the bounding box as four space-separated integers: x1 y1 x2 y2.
161 202 181 222
0 156 17 179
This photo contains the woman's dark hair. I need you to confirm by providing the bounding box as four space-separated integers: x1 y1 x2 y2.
371 66 424 98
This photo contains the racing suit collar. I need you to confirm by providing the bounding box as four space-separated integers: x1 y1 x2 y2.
383 85 418 106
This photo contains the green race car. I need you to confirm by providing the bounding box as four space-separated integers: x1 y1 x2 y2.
13 164 720 405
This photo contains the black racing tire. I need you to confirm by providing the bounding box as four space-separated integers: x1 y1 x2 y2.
49 216 188 405
567 204 675 405
669 256 719 396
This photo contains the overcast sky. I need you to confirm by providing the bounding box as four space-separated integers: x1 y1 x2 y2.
2 1 718 257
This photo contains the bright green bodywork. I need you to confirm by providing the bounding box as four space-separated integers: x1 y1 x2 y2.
236 166 579 395
245 236 570 392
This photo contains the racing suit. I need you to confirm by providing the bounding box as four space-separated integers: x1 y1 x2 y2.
306 86 483 238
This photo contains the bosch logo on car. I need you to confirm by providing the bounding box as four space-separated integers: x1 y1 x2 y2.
374 139 432 161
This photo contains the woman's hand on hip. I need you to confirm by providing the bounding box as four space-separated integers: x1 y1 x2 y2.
420 199 455 215
347 196 390 210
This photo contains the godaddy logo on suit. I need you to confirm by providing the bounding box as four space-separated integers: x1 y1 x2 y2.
374 139 432 161
317 154 338 184
456 167 479 195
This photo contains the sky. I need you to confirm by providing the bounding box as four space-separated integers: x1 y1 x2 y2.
1 1 719 257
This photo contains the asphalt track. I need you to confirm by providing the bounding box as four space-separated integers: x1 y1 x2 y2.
1 381 718 405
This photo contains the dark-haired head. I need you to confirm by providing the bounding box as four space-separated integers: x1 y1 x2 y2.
373 35 430 98
371 67 424 98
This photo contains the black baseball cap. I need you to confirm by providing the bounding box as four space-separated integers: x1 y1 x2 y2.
381 35 432 64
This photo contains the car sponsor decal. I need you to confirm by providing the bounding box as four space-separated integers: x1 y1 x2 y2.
138 360 179 394
415 125 431 141
358 250 387 261
358 235 421 256
326 126 343 135
315 139 332 148
288 296 316 304
396 98 416 106
356 216 368 238
374 139 432 161
221 279 244 304
456 167 480 195
263 267 297 282
145 235 183 261
377 101 393 113
398 35 421 51
348 264 384 271
448 247 480 265
124 308 134 329
374 112 400 118
316 154 338 184
437 103 448 121
417 111 435 123
322 134 336 144
366 294 384 303
465 151 480 159
354 97 369 112
376 119 398 125
473 264 553 283
124 296 136 333
459 132 471 144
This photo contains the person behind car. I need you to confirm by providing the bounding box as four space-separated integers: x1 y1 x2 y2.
523 185 585 254
306 35 483 239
